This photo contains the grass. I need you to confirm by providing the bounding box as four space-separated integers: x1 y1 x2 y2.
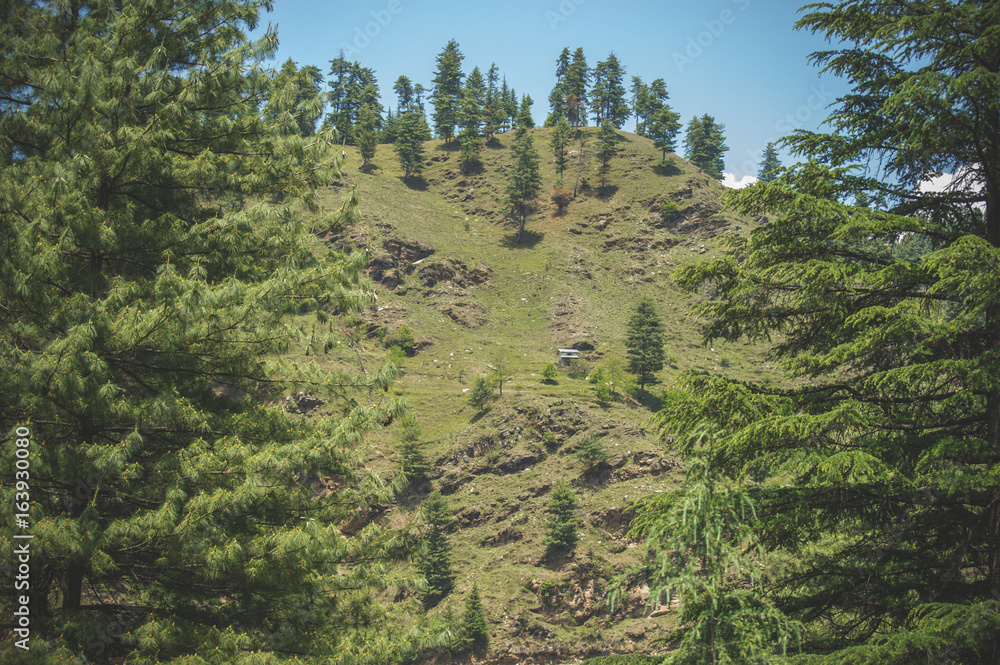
285 126 775 660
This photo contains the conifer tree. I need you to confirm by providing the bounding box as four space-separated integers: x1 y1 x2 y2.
265 58 324 137
550 117 573 181
430 39 465 144
505 123 543 243
468 376 493 411
394 75 415 111
564 48 590 126
649 105 682 164
596 119 619 189
483 63 505 141
654 2 1000 660
459 65 486 136
0 2 411 663
625 298 666 393
630 75 649 135
543 482 579 557
683 114 728 179
462 584 489 651
756 142 781 183
394 111 427 178
619 433 802 663
356 89 381 171
591 53 630 128
518 94 535 129
416 492 455 601
546 47 573 127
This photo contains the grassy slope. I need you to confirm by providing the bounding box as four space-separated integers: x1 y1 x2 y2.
298 126 770 661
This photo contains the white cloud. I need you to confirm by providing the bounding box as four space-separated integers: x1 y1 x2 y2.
918 166 986 211
722 172 758 189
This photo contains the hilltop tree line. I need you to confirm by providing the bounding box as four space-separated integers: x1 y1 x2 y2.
271 42 730 179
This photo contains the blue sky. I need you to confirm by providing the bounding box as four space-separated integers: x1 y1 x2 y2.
252 0 851 186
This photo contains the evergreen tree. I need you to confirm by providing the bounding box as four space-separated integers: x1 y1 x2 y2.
462 584 489 651
394 111 427 178
264 58 324 137
416 492 455 601
325 56 379 145
550 117 573 181
649 105 682 163
625 298 666 393
596 119 619 188
483 63 505 141
575 433 610 468
543 482 579 557
564 47 590 126
459 65 486 136
399 415 429 487
355 86 381 171
393 75 414 111
590 52 630 128
468 376 493 411
756 141 781 183
546 47 573 127
0 3 411 663
518 94 535 128
498 79 513 133
430 39 465 144
458 130 482 174
655 2 1000 660
618 435 802 664
505 123 542 243
505 84 520 131
683 114 728 179
630 75 649 134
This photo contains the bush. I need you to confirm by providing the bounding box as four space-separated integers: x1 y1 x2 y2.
542 431 559 450
384 324 415 352
550 186 572 214
541 361 558 383
468 376 492 411
582 657 663 665
575 433 609 467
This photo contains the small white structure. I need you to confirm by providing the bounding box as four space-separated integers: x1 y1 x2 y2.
557 348 579 366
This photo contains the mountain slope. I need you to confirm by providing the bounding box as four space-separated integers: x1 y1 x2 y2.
303 127 768 662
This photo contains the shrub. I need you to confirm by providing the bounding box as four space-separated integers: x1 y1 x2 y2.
384 324 415 352
542 431 559 450
550 186 572 214
541 361 558 383
576 433 610 467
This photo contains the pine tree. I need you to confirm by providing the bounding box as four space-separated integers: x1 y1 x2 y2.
564 48 590 126
459 65 486 136
416 492 455 601
595 119 619 190
518 94 535 129
394 111 427 178
757 142 781 183
0 3 411 663
630 75 648 135
505 123 542 243
399 417 429 487
643 79 681 163
264 58 324 137
625 298 666 394
483 63 504 141
618 432 802 663
590 53 629 128
683 114 728 179
325 56 379 145
355 90 380 171
546 47 573 127
543 482 579 557
550 117 573 182
654 2 1000 660
468 376 493 411
430 39 465 144
462 584 489 651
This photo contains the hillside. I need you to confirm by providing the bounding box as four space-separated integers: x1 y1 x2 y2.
298 126 768 663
